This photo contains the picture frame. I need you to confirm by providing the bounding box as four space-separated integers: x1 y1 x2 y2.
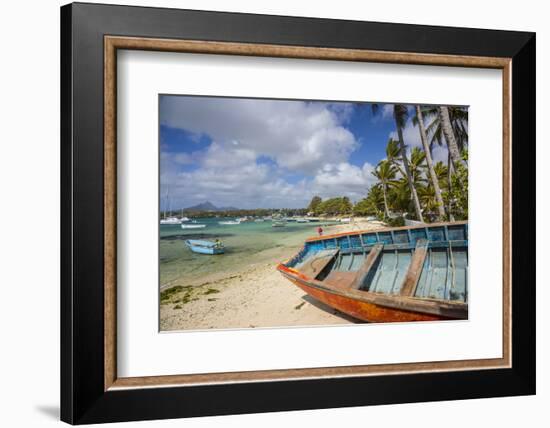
60 2 535 424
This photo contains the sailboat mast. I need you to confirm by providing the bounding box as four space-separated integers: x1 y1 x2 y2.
163 189 169 219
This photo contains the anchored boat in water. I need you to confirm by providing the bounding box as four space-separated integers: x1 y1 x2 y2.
185 239 225 255
218 220 241 225
277 221 468 323
181 224 206 229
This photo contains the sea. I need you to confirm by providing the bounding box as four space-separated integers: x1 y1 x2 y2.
160 217 338 288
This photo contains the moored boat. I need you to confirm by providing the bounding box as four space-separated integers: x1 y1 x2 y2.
277 221 468 323
160 216 182 225
181 224 206 229
218 220 241 225
185 239 224 255
272 220 286 227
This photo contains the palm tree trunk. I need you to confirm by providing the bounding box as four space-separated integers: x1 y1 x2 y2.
447 153 455 222
382 185 390 218
396 126 424 222
416 106 446 220
439 106 463 169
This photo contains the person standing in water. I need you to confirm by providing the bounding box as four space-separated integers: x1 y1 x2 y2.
317 226 323 236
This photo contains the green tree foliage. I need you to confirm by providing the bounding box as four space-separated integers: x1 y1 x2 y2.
445 149 469 220
307 196 322 213
315 197 353 216
364 111 468 223
341 197 353 214
353 186 384 216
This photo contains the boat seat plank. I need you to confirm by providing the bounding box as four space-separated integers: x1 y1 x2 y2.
297 249 339 279
323 271 357 290
350 244 384 290
400 239 429 296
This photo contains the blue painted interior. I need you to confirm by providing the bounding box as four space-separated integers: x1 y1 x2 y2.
285 224 468 303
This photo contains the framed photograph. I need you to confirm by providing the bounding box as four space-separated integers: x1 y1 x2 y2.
61 2 535 424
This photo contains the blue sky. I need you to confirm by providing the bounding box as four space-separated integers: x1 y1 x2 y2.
160 95 451 210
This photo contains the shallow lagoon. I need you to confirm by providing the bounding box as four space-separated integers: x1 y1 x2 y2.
160 218 338 288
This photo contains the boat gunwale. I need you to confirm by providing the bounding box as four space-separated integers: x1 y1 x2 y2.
305 220 468 242
276 263 468 319
185 239 222 249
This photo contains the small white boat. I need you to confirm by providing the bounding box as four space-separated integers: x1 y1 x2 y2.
181 224 206 229
218 220 241 225
296 218 310 223
340 218 352 223
160 216 182 225
254 219 265 222
272 220 286 227
180 216 191 222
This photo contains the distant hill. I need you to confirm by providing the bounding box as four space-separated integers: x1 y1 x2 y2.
183 201 238 212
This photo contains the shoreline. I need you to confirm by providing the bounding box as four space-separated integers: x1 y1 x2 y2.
160 219 386 331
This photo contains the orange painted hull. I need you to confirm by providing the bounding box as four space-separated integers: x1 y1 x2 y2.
280 267 447 323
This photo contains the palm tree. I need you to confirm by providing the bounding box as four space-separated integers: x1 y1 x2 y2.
409 147 427 183
389 178 413 214
372 160 397 218
384 138 407 176
438 106 463 170
433 161 448 189
414 105 446 219
385 138 400 158
422 105 468 157
392 105 424 222
365 185 385 215
421 105 467 219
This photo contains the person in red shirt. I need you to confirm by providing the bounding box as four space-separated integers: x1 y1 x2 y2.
317 226 323 236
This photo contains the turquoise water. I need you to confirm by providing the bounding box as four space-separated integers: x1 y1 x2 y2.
160 218 337 287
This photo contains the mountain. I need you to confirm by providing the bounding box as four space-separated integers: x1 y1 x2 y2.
183 201 239 212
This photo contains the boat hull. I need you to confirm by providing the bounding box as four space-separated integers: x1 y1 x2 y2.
185 239 224 255
189 246 224 255
279 267 450 323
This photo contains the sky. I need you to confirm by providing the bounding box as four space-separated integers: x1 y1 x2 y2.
160 95 453 210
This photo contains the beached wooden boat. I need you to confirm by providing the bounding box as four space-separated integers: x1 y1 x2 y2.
277 221 468 323
185 239 224 255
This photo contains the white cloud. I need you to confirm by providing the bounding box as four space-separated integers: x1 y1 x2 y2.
160 97 358 175
431 144 449 164
159 97 391 209
311 162 376 202
161 142 308 209
382 104 394 119
161 144 376 209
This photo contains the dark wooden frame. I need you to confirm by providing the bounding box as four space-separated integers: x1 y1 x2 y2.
61 2 535 424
